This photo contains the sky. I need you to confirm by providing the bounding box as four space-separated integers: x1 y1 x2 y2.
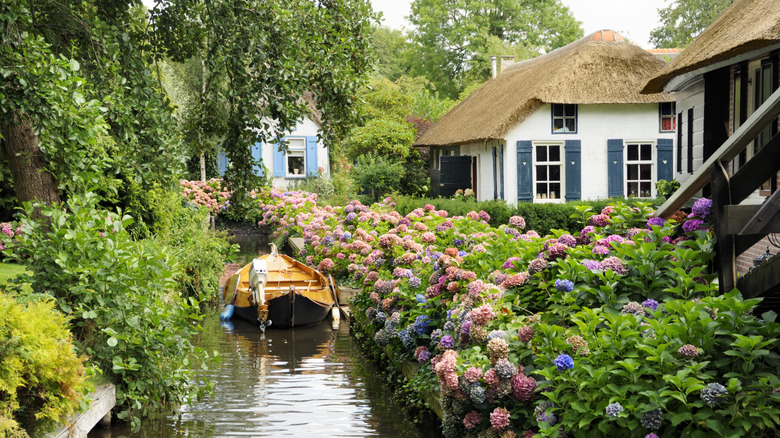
370 0 669 48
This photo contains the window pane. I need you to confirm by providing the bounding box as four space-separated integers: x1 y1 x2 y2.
288 155 305 175
565 104 575 116
628 182 638 197
549 146 560 161
549 165 561 181
536 183 548 197
536 145 547 162
640 182 652 197
640 164 651 180
536 165 548 181
553 104 563 116
553 120 564 132
288 138 306 149
641 144 652 161
627 144 638 161
627 164 638 180
565 118 575 132
661 117 672 131
550 183 561 199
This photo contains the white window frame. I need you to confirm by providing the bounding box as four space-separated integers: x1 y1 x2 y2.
285 137 306 178
533 142 565 203
659 102 676 132
625 141 655 198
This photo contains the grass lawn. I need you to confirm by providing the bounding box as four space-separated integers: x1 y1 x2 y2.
0 262 31 293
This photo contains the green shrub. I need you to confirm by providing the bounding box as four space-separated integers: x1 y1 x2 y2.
7 193 209 427
147 189 233 304
351 153 405 201
0 295 90 436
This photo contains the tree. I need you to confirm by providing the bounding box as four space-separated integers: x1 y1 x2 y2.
371 25 413 81
1 0 376 216
408 0 583 98
649 0 734 48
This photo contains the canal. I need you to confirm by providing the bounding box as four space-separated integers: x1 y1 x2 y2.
89 236 429 437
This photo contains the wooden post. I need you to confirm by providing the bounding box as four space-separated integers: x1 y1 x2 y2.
711 161 736 293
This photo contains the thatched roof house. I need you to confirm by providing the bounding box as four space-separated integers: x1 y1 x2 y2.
643 0 780 94
416 30 674 147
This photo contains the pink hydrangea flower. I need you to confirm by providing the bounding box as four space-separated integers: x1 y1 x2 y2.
490 407 511 431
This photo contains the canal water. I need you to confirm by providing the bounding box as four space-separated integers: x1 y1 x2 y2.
89 235 429 438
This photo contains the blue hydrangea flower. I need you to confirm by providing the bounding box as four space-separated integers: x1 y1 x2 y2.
409 276 422 288
415 293 427 304
375 311 387 325
439 334 455 349
605 402 623 417
701 383 728 407
340 232 352 241
414 315 431 335
555 279 574 292
554 354 574 371
458 250 468 257
398 329 415 349
453 238 465 247
430 329 443 345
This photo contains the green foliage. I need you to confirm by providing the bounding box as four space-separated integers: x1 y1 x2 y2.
351 153 405 201
656 179 681 198
0 295 91 436
408 0 583 98
346 118 417 159
532 292 780 437
371 26 413 82
649 0 734 48
146 189 233 304
6 194 209 427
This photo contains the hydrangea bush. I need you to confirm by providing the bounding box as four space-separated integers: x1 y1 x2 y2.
256 193 780 437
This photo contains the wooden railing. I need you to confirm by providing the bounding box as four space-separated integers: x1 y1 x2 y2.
655 87 780 301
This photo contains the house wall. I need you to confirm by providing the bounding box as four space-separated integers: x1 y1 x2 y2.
265 117 329 189
499 103 676 205
671 78 705 186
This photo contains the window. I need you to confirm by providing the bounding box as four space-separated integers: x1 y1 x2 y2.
659 102 676 132
534 144 563 201
552 104 577 133
626 143 653 198
285 137 306 177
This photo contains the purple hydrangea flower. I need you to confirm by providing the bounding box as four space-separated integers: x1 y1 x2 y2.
554 354 574 371
582 260 602 271
683 218 706 233
642 299 659 311
439 334 455 349
646 216 666 229
692 197 712 219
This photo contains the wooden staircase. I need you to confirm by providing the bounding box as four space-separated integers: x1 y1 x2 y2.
656 87 780 311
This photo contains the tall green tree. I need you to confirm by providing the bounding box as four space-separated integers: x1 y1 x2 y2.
371 25 413 81
649 0 734 48
408 0 583 98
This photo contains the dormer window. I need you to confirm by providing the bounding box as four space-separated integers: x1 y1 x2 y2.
659 102 676 132
552 104 577 133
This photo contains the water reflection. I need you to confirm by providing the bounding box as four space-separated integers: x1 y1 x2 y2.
90 313 427 438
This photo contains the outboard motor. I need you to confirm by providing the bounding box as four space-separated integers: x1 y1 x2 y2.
249 258 271 330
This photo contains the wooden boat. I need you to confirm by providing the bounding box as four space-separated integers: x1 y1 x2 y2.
221 246 338 329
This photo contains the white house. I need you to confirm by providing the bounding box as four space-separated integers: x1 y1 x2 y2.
218 93 330 188
415 30 677 204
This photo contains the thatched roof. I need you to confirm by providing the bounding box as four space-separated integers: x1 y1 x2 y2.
415 30 674 147
643 0 780 93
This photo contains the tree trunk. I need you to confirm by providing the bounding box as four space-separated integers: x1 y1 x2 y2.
0 115 61 207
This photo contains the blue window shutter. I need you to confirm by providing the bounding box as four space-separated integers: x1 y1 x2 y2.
564 140 581 201
607 139 624 198
517 141 533 203
251 142 264 176
656 138 673 182
499 144 504 200
306 136 318 177
492 146 498 199
217 151 228 176
273 141 285 177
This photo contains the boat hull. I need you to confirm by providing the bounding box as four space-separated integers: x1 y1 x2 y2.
231 293 332 328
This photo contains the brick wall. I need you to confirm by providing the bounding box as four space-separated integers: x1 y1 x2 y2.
736 236 778 274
